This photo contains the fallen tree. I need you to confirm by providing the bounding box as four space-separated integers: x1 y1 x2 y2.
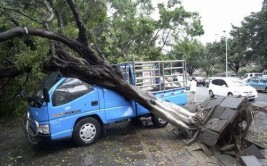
0 0 204 130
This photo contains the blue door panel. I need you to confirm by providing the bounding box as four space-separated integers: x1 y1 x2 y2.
103 88 136 121
104 106 135 121
48 87 100 140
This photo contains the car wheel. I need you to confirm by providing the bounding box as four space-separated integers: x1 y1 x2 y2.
151 114 168 128
73 117 101 147
228 92 233 96
209 90 214 98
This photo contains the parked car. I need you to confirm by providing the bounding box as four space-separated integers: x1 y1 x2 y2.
247 77 267 92
208 77 257 100
194 77 205 86
242 73 263 82
205 77 217 87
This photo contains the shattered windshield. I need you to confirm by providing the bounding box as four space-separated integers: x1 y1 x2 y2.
30 72 61 107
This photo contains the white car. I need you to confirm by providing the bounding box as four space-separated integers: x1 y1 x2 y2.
208 77 257 100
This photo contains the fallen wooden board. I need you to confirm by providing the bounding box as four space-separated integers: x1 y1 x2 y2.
205 118 229 133
219 97 244 110
205 97 225 109
200 143 213 156
220 107 238 123
245 111 267 149
197 129 220 147
242 144 265 159
240 156 261 166
220 144 236 152
212 106 226 119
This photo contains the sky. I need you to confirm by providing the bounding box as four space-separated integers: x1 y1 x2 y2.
181 0 263 43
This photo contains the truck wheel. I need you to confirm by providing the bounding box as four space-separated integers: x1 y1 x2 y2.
73 117 101 147
151 114 168 128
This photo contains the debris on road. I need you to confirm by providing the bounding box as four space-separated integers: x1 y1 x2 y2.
178 96 267 165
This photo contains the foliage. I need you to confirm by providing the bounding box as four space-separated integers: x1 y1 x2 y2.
198 42 220 77
93 0 204 63
230 0 267 70
169 39 205 76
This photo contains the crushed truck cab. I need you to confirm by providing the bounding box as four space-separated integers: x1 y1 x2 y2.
23 60 188 146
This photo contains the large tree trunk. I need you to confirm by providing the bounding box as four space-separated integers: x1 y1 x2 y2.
0 0 203 131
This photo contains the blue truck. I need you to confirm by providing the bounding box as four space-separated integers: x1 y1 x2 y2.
23 60 188 146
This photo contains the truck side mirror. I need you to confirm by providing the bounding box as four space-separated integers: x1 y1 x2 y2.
43 88 50 103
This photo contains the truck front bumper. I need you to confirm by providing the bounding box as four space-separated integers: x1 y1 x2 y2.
22 113 51 144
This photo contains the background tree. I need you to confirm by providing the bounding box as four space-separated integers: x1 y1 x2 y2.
169 39 204 76
230 0 267 71
198 42 220 77
93 0 204 63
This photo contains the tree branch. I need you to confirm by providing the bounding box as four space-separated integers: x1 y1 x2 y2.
0 26 99 63
0 66 31 79
66 0 88 45
43 0 55 23
159 28 172 51
0 6 42 24
55 10 63 33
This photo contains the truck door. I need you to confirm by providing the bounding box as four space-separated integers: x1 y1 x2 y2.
103 88 135 122
48 78 99 140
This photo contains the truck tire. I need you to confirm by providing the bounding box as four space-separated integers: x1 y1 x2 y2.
151 114 168 128
73 117 101 147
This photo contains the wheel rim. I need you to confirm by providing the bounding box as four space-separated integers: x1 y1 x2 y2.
80 123 96 142
158 117 166 124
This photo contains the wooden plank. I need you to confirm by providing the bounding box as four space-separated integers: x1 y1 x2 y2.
212 106 226 118
197 129 220 147
219 97 245 110
260 149 267 159
205 97 225 109
201 107 216 125
205 118 229 133
200 98 211 108
242 144 265 159
220 107 238 123
200 143 213 156
185 130 200 145
240 156 262 166
220 144 236 152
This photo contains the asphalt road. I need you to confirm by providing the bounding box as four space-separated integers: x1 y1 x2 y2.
195 85 267 104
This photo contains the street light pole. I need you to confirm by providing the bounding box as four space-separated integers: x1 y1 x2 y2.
224 31 228 77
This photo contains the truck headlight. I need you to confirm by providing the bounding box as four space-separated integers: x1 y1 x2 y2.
38 124 50 134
